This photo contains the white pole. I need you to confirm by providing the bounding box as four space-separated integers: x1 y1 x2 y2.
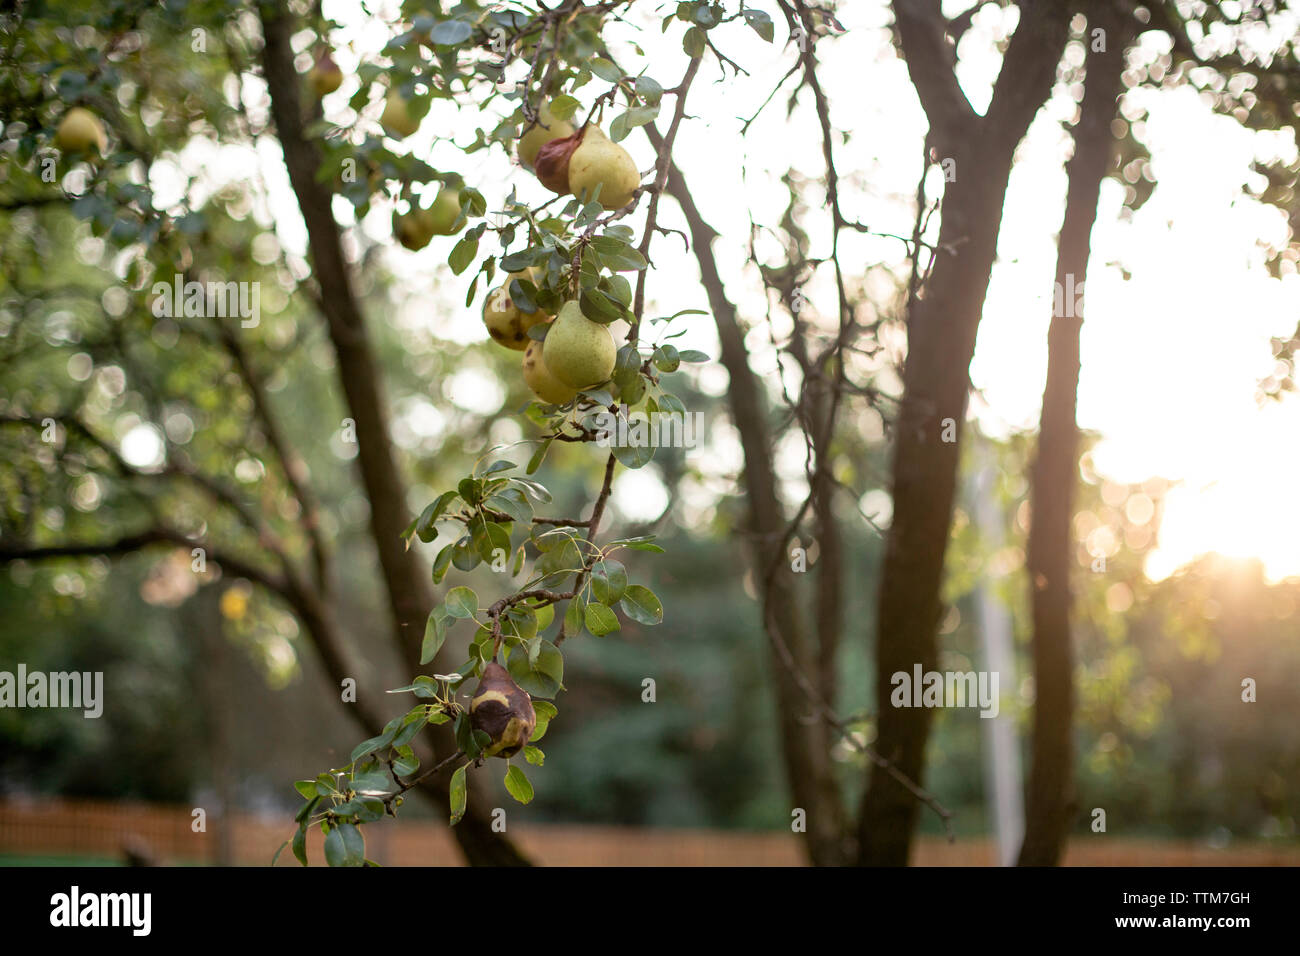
970 441 1024 866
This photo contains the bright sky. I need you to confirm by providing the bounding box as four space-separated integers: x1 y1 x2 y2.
221 1 1300 583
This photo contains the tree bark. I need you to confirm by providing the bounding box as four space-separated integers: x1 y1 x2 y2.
653 136 851 866
258 6 528 866
858 1 1071 865
1019 0 1130 867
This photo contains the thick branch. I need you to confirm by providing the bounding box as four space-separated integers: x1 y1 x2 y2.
890 0 977 149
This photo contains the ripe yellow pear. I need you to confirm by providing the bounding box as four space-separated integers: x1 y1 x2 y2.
308 50 343 98
518 101 576 170
568 126 640 210
381 90 420 138
542 300 616 389
54 107 106 154
484 269 548 350
522 337 578 405
425 187 462 235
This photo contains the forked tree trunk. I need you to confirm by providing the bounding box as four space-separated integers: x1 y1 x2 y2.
858 2 1070 865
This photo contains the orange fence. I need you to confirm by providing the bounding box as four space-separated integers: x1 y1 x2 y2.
1 798 1296 866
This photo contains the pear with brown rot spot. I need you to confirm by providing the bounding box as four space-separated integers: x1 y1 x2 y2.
470 662 537 758
532 128 583 195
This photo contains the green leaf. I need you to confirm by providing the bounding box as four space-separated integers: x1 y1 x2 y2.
349 771 390 795
620 584 664 625
449 235 478 274
609 106 659 143
563 595 585 637
458 477 483 505
324 823 366 867
485 489 533 524
470 517 512 563
547 94 581 120
694 4 722 28
530 703 555 742
584 602 620 636
292 824 308 866
430 19 473 45
743 9 775 42
653 344 681 372
683 26 706 57
617 375 646 406
590 57 622 82
391 747 419 777
635 75 663 105
613 439 656 469
507 639 564 698
295 795 320 827
503 606 538 642
590 236 647 271
523 745 545 766
460 188 487 217
294 779 317 800
535 534 585 578
658 393 688 416
445 586 478 619
678 349 710 363
452 535 481 571
504 765 534 804
603 273 633 307
448 764 468 826
431 543 455 584
500 247 543 272
415 490 459 542
388 675 439 699
454 711 479 758
421 609 448 664
526 439 554 474
591 559 628 604
609 111 632 143
580 287 625 324
613 344 642 388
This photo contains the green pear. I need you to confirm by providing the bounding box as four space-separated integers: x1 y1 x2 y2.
518 101 576 170
523 336 578 404
54 107 106 154
470 662 537 758
426 187 462 235
542 300 616 389
392 207 435 250
484 269 549 351
381 89 419 138
567 126 640 210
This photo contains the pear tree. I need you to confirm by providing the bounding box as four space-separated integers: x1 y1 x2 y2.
284 1 737 866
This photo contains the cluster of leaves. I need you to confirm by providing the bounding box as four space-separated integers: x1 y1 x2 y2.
277 669 561 866
0 1 237 254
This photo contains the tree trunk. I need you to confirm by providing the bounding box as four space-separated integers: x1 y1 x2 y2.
655 139 852 865
258 6 528 866
1019 1 1130 867
858 2 1070 865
